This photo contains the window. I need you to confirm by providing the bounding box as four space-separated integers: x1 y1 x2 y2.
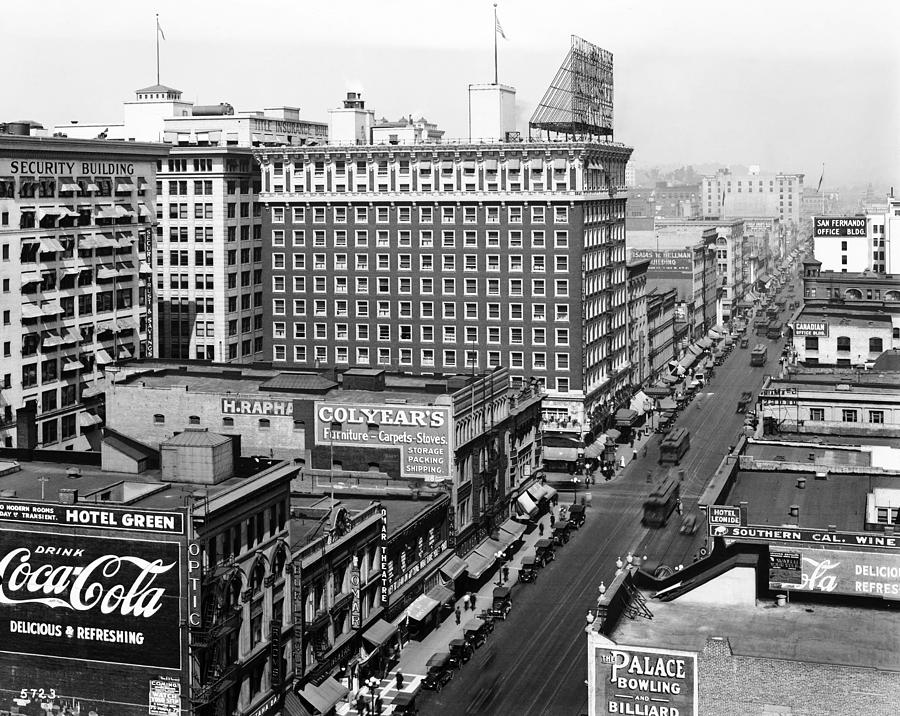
836 336 850 353
259 418 271 430
153 414 165 424
869 410 884 424
804 337 819 351
869 337 883 353
841 409 857 423
188 415 200 425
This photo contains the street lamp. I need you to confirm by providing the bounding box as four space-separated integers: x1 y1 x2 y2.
585 610 595 634
495 550 506 586
365 676 380 715
572 476 580 504
38 476 49 501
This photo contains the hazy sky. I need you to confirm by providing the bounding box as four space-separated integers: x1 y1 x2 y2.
5 0 898 187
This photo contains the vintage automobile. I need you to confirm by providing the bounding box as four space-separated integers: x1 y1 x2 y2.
489 586 512 620
740 336 750 349
422 653 454 691
518 555 539 583
552 519 571 545
535 538 555 566
679 513 698 535
568 503 585 529
464 618 490 650
448 638 473 668
737 391 753 413
392 690 420 716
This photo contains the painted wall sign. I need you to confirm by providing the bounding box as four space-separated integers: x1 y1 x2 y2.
791 322 828 337
707 506 741 526
769 547 900 597
711 523 900 551
0 160 136 177
814 217 866 237
0 529 182 669
590 643 698 716
148 676 181 716
313 402 452 482
0 500 185 535
221 398 293 416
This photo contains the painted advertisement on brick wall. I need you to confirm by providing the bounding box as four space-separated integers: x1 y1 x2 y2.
313 402 452 482
769 548 900 598
589 643 698 716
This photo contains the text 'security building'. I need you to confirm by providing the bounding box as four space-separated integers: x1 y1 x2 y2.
255 37 635 433
0 127 168 449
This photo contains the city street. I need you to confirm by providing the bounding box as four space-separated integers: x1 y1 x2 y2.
424 330 783 715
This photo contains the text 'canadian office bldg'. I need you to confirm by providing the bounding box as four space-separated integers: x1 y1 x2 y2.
254 138 633 429
0 130 168 449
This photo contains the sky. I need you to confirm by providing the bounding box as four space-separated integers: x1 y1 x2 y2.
4 0 898 188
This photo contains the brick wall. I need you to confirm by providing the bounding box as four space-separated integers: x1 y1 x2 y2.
698 637 900 715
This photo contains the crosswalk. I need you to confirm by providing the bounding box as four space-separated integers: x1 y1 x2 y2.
337 674 424 715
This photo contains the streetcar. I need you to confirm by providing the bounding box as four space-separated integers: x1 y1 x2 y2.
659 428 690 465
750 344 768 366
642 476 681 528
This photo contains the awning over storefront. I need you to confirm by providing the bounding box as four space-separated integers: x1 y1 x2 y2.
500 519 527 543
426 584 454 606
615 408 639 426
283 692 307 716
678 353 698 370
361 619 398 649
697 337 713 349
644 384 671 399
661 373 681 385
516 491 539 519
583 440 605 460
629 390 651 414
605 428 622 442
298 677 349 715
659 397 678 411
405 593 440 622
543 446 580 462
439 555 468 582
687 344 703 356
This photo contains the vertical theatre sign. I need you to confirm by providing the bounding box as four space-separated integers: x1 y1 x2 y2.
291 556 304 679
350 557 361 629
589 643 698 716
379 506 389 611
270 619 283 688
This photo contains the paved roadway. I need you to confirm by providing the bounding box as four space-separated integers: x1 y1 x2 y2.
423 322 790 715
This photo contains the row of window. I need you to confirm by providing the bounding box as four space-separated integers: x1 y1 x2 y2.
272 252 571 272
275 322 571 345
803 337 884 353
272 277 571 297
0 177 146 200
272 228 570 249
274 294 569 322
272 204 569 224
808 408 885 423
270 345 573 390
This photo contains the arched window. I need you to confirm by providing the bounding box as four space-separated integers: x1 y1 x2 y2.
258 418 271 430
885 290 900 302
869 337 883 353
836 336 851 353
845 288 862 300
272 544 288 578
250 560 265 595
223 417 234 427
153 414 165 424
189 415 200 425
227 573 242 610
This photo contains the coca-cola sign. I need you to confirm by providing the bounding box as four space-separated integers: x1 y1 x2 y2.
769 547 900 598
0 529 182 669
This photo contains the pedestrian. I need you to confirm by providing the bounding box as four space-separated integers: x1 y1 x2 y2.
549 513 556 528
396 671 404 690
455 605 461 624
676 497 683 516
357 694 366 714
375 695 383 714
632 448 638 462
462 592 470 611
502 565 509 583
539 522 545 536
470 593 476 610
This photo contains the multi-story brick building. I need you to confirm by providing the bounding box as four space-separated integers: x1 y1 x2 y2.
254 137 633 435
0 129 168 449
626 259 650 387
646 287 677 380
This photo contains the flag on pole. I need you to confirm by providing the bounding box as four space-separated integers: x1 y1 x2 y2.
495 15 507 40
157 17 166 40
816 164 824 193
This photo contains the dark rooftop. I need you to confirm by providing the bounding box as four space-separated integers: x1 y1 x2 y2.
163 427 231 448
259 373 338 393
724 470 894 532
873 349 900 372
290 495 436 545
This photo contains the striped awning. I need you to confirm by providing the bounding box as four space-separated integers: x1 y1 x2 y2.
39 237 65 252
21 303 43 319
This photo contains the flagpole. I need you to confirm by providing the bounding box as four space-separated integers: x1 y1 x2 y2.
493 3 498 85
156 14 160 84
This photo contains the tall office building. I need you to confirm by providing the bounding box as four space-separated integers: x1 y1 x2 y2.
0 128 168 448
255 107 632 435
55 85 326 362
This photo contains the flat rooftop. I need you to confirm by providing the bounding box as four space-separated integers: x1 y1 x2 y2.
290 495 437 545
610 598 900 672
724 469 895 532
769 374 900 391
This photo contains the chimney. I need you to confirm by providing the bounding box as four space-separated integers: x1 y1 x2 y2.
58 488 78 505
796 477 806 489
789 504 799 518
